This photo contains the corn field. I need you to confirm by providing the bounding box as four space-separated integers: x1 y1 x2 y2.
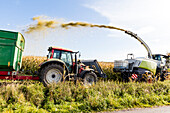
21 56 119 80
22 56 46 74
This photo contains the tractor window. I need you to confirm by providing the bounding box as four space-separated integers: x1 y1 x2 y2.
53 50 61 59
61 52 72 65
61 52 67 62
61 51 73 72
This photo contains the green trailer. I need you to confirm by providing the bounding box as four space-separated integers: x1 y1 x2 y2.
0 30 25 75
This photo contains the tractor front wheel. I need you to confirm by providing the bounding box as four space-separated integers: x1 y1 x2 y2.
83 72 97 85
40 64 64 86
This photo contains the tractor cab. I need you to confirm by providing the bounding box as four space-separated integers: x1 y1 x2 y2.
47 46 74 72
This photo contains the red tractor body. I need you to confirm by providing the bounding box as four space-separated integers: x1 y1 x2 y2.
38 46 105 86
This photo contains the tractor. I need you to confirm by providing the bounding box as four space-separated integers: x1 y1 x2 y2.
38 46 106 86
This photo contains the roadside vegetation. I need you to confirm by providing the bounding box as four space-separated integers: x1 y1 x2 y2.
0 80 170 112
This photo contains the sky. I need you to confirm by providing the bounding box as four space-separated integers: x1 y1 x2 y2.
0 0 170 61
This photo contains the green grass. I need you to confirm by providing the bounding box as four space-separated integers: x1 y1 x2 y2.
0 80 170 112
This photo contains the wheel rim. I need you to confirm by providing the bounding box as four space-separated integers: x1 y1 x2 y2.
46 69 62 84
84 74 95 85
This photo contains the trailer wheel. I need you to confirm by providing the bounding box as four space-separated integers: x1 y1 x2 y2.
40 64 64 86
83 72 97 85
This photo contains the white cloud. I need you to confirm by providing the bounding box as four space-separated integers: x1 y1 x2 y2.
85 0 170 57
135 26 155 35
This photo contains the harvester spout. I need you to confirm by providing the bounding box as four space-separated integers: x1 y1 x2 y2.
125 30 152 59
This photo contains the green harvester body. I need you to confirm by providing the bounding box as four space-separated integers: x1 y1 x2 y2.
0 30 25 72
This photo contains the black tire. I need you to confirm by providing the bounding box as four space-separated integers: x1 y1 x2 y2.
138 74 147 82
39 64 64 86
160 73 166 81
83 72 97 85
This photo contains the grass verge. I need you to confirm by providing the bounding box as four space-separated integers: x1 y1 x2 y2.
0 80 169 112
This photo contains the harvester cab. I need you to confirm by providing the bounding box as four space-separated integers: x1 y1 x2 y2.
152 54 168 67
39 46 105 86
152 54 170 79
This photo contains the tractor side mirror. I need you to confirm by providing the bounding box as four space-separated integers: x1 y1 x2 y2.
79 52 81 58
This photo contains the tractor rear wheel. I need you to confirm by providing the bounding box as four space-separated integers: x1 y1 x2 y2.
40 64 64 86
83 72 97 85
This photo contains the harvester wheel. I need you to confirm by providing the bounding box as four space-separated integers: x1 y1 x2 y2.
40 64 63 86
83 72 97 85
